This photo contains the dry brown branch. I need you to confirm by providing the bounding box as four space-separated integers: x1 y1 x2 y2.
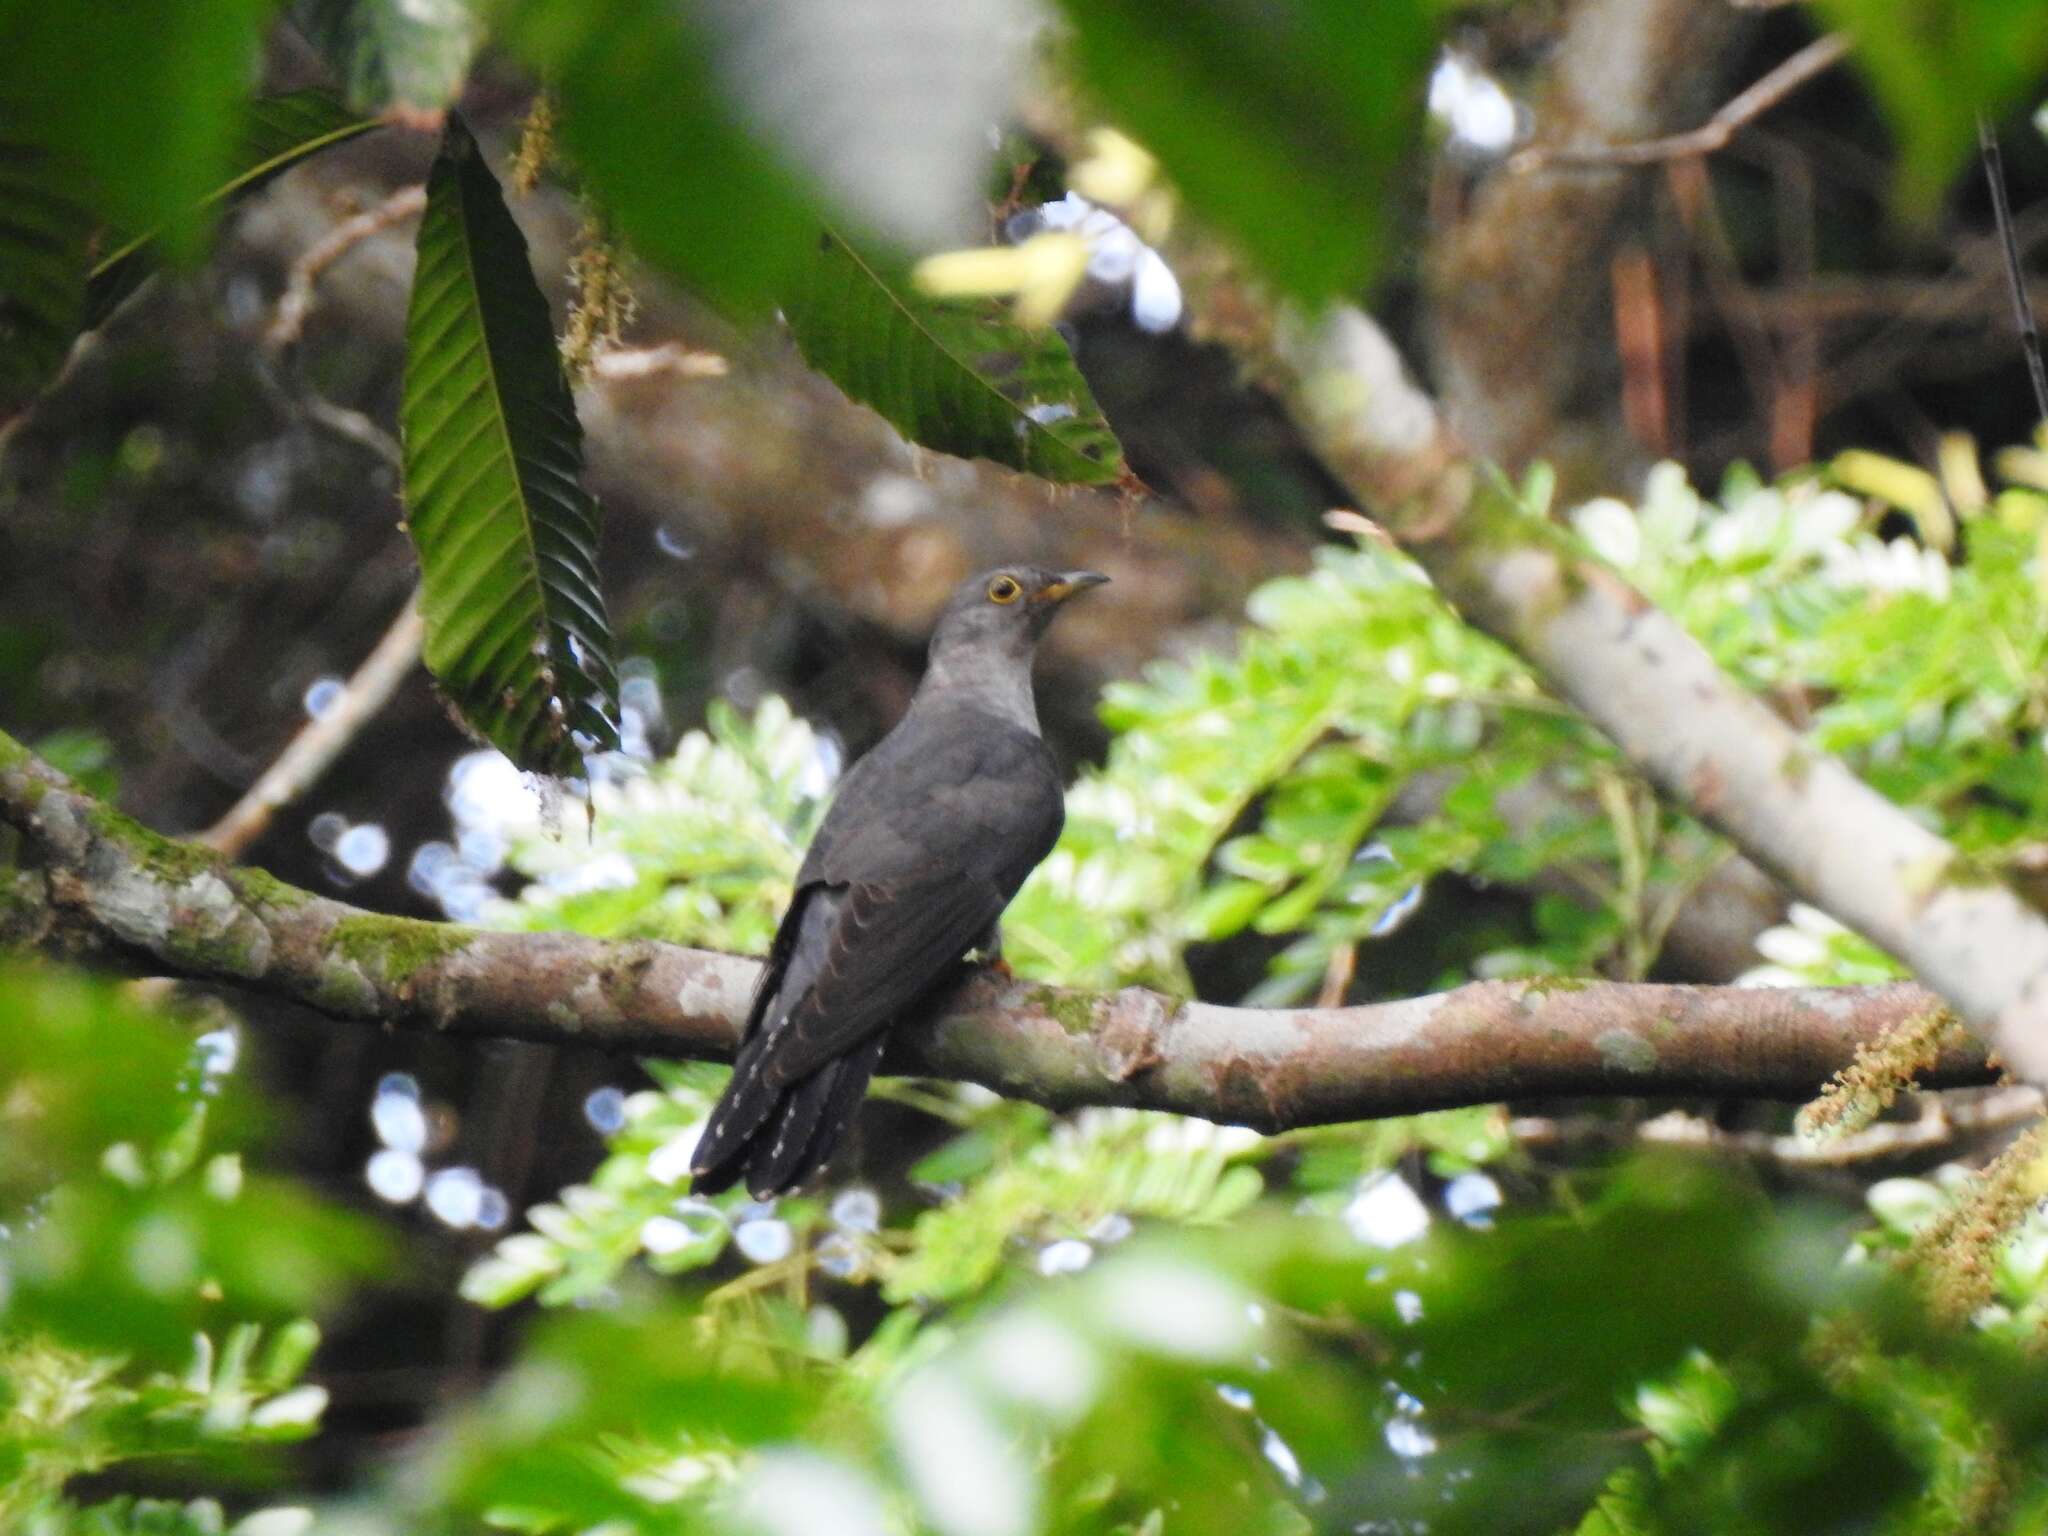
1509 34 1849 172
266 184 428 352
0 734 2002 1132
197 592 426 859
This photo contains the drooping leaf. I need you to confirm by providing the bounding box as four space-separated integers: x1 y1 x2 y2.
498 0 823 318
401 112 620 774
783 229 1126 483
0 0 277 261
1051 0 1440 299
0 138 94 414
1814 0 2048 213
291 0 483 113
86 89 381 327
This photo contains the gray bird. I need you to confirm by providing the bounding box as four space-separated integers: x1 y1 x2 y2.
691 565 1108 1198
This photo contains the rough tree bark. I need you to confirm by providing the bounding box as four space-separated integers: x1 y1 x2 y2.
1 732 1996 1132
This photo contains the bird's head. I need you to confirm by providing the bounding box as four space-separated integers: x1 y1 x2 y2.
928 565 1109 666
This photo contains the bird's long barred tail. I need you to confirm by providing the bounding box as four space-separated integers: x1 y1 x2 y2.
690 1034 887 1199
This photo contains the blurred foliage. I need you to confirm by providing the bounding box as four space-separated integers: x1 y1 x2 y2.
0 89 375 412
1051 0 1438 299
291 0 482 113
83 91 380 330
369 1156 2048 1536
0 0 274 261
0 966 386 1532
1817 0 2048 214
492 0 822 317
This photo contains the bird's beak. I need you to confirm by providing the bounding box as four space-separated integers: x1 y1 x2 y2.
1035 570 1111 605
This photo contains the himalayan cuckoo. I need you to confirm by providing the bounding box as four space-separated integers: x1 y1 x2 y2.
691 565 1107 1198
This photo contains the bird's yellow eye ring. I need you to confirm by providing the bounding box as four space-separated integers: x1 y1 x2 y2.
987 575 1022 604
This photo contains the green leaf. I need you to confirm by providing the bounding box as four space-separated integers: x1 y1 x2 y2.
86 89 382 327
498 0 823 318
1051 0 1439 299
1816 0 2048 213
401 112 621 773
291 0 482 112
783 229 1125 484
0 139 94 415
0 0 277 262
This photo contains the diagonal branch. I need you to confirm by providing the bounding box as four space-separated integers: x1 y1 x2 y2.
0 731 1997 1132
1176 262 2048 1085
199 590 425 859
1508 34 1850 172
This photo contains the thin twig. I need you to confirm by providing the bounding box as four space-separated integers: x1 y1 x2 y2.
301 392 404 467
1511 34 1850 173
1513 1086 2045 1167
1979 115 2048 435
198 592 426 858
266 184 428 352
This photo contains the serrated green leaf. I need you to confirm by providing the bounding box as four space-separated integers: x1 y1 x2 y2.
784 229 1125 484
401 112 620 773
1052 0 1439 299
292 0 482 112
86 90 382 328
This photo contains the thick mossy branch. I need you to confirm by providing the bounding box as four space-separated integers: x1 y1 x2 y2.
0 730 2001 1131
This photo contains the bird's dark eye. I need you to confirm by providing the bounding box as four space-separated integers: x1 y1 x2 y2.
987 575 1022 604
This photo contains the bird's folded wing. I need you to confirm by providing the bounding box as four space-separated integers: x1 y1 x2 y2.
763 875 1008 1084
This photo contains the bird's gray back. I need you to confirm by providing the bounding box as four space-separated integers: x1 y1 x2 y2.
799 699 1064 893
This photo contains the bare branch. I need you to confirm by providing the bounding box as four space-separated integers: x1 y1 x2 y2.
266 184 428 352
197 592 426 859
1509 34 1850 172
0 733 2000 1133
